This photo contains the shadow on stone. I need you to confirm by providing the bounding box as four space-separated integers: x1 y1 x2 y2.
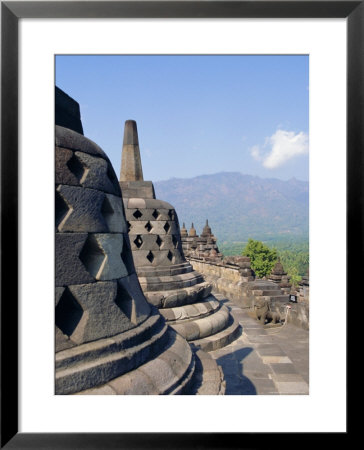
216 347 257 395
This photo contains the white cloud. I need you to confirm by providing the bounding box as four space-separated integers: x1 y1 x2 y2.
250 129 309 169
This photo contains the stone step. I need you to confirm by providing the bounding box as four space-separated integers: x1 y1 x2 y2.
136 261 193 278
184 346 225 395
190 314 242 352
170 305 230 341
139 272 205 292
76 328 196 395
145 281 212 308
56 308 165 372
56 313 172 394
160 296 220 324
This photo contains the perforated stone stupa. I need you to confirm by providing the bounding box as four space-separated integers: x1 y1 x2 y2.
119 120 240 351
182 220 223 260
55 88 224 395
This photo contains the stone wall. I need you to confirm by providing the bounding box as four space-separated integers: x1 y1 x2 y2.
188 257 253 304
188 257 309 330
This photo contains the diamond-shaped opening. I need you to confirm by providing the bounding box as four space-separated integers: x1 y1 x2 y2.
127 221 131 232
133 209 143 219
164 222 170 233
172 235 178 248
134 235 143 248
120 234 135 273
167 250 173 262
55 190 70 229
168 209 175 220
79 234 106 278
145 221 153 232
146 251 154 263
55 288 83 338
114 282 137 325
152 209 159 219
66 153 85 182
101 195 114 228
156 235 163 248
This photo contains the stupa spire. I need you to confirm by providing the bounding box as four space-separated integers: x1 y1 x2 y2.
120 120 144 182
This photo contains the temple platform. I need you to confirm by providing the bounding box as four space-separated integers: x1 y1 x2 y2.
209 295 309 395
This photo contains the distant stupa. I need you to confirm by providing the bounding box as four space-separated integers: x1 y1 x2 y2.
119 120 241 351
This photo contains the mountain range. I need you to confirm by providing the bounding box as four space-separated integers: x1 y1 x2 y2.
154 172 309 244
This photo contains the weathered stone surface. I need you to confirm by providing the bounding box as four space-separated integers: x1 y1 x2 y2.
127 198 146 209
55 147 81 186
56 185 108 232
120 181 155 199
66 281 139 343
102 194 128 233
120 121 144 182
75 151 119 195
55 87 84 135
118 125 232 350
55 233 95 286
89 233 128 280
55 287 77 352
118 274 151 323
55 91 204 396
56 125 107 158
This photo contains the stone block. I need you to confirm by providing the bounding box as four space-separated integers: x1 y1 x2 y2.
56 125 107 158
274 381 309 394
146 208 171 221
173 321 200 341
109 370 159 395
55 147 81 186
55 286 77 352
139 357 180 393
56 327 76 352
270 363 298 375
256 344 286 356
118 273 151 322
67 281 138 344
127 220 154 235
75 151 119 195
55 233 95 286
55 87 83 134
127 198 146 209
89 234 128 280
102 194 128 233
144 198 173 210
56 185 108 232
183 304 202 319
145 291 165 308
197 316 213 338
129 233 163 251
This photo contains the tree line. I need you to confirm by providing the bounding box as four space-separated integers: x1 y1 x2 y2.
220 238 309 286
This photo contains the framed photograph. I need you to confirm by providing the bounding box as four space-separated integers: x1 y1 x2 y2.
1 0 355 447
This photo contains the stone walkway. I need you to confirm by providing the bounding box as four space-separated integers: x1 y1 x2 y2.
209 297 309 395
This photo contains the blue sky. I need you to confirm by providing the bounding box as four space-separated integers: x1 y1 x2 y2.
56 55 309 182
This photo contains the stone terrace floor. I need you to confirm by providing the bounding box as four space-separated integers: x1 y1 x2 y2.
209 296 309 395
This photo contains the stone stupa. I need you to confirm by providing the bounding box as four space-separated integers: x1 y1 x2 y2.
55 88 224 395
182 220 223 260
119 120 240 351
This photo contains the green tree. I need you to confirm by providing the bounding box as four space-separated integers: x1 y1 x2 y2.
242 239 278 278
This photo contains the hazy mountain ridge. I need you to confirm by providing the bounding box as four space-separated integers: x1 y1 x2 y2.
154 172 309 243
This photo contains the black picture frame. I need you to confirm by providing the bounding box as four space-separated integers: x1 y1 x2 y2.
1 1 354 448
